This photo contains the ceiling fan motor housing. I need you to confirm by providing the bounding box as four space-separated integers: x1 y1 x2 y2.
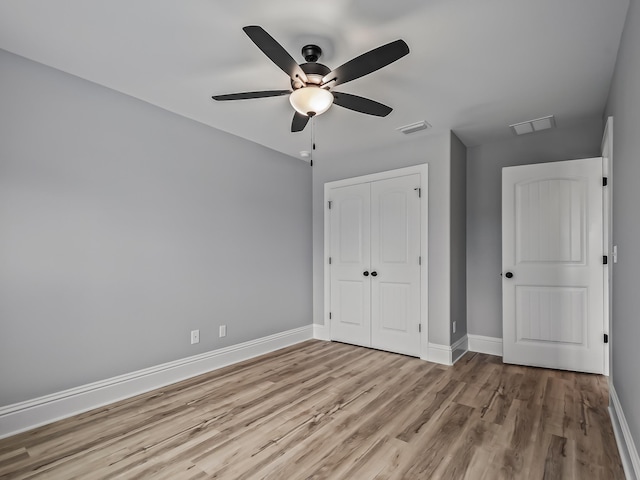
292 61 331 89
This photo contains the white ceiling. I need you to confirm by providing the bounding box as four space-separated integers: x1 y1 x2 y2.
0 0 630 160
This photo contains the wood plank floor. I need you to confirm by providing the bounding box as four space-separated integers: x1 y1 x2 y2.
0 340 625 479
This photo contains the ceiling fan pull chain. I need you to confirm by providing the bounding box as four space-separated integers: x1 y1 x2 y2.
310 116 316 167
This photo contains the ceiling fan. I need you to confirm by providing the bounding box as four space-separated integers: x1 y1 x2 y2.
212 26 410 132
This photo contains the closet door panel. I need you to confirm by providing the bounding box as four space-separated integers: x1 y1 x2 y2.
329 183 371 347
370 174 421 356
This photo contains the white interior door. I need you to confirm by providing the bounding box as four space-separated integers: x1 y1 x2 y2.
329 183 371 347
502 157 605 374
370 175 421 356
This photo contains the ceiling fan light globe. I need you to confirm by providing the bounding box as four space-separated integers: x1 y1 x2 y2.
289 87 333 116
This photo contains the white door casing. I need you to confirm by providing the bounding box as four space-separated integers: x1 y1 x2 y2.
502 157 605 374
370 175 422 356
601 117 613 377
325 165 427 359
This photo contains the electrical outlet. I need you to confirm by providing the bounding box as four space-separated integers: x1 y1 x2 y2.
452 321 457 334
190 329 200 344
219 325 226 338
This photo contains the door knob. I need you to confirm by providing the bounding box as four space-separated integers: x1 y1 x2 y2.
363 271 369 276
371 271 378 277
505 271 514 279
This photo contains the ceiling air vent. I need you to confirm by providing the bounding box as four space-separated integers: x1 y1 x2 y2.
510 115 556 135
397 120 431 135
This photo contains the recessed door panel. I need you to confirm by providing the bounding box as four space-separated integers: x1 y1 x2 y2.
515 286 586 345
515 178 585 264
338 197 365 264
336 280 366 326
378 282 409 332
379 191 409 264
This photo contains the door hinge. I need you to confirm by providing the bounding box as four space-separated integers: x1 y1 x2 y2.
603 177 608 186
414 187 421 198
418 324 422 333
603 255 608 265
419 256 422 265
328 200 332 209
329 312 332 320
604 333 609 343
329 257 332 265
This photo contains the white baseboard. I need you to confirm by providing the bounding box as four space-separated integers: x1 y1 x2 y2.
468 334 503 357
425 342 451 365
425 335 468 366
315 325 468 366
451 335 469 364
610 383 640 480
0 325 313 440
313 323 330 341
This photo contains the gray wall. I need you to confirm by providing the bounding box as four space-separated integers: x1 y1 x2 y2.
450 134 467 344
605 0 640 463
0 50 312 406
466 118 603 339
312 131 463 347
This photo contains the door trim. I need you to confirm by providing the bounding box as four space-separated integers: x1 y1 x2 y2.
323 164 429 359
602 116 613 377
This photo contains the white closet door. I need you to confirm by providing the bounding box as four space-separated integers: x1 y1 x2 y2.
370 174 422 356
329 183 371 347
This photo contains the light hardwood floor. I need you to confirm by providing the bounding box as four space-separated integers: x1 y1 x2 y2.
0 340 625 479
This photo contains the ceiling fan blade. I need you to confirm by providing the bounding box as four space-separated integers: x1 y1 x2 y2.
321 39 409 87
332 92 393 117
243 26 309 84
291 112 310 132
212 90 290 101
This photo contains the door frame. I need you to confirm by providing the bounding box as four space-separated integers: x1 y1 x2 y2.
602 116 613 377
324 164 429 358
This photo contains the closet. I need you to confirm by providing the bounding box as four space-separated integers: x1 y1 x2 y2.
327 169 425 357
